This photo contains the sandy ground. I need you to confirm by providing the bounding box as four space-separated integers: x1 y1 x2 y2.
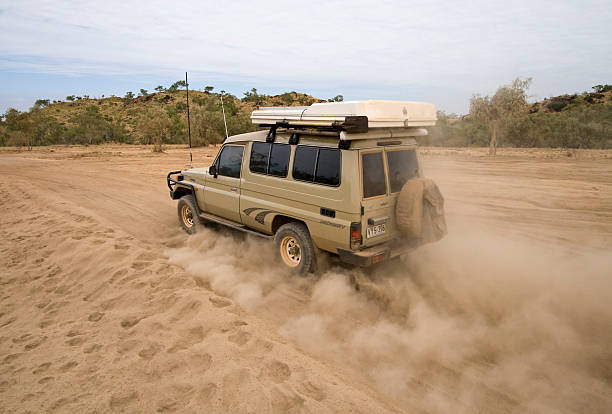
1 144 611 413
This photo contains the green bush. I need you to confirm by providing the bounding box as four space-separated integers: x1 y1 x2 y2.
546 101 567 112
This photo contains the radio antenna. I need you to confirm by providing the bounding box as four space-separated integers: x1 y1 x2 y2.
185 71 193 168
220 94 229 140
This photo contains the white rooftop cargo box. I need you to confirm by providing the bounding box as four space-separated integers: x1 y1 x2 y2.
251 100 437 131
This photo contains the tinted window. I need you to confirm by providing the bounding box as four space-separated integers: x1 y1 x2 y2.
387 149 418 193
292 146 317 182
249 142 270 174
269 144 290 177
217 145 243 178
362 152 386 198
315 148 341 186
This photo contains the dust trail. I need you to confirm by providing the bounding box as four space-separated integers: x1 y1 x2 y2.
167 225 612 413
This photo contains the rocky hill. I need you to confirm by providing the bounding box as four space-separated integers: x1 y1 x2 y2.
529 86 612 114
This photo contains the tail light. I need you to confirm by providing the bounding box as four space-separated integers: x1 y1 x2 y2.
350 222 362 250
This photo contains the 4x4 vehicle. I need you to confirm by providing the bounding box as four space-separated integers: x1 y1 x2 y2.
167 100 440 273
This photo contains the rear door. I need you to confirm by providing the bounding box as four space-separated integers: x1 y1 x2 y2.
359 147 419 247
204 145 244 223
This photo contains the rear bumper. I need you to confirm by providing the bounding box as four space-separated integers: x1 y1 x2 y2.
337 240 417 267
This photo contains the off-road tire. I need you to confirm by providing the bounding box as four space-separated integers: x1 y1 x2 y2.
177 195 198 235
274 222 316 275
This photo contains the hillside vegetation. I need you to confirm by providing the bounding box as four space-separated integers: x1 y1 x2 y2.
0 85 329 149
425 83 612 149
1 81 611 149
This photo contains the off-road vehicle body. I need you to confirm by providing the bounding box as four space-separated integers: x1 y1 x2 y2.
167 100 440 273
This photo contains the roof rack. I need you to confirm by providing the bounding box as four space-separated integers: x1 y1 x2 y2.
251 100 437 133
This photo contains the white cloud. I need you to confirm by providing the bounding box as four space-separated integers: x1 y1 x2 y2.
0 0 611 112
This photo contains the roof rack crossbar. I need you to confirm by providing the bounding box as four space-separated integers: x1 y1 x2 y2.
257 117 368 134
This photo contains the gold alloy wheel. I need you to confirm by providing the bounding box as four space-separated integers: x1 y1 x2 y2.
280 236 301 267
181 204 194 228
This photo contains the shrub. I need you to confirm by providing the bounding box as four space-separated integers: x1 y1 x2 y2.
547 101 567 112
592 84 612 93
137 107 171 151
34 99 51 108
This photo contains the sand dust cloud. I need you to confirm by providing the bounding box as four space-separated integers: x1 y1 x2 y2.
168 225 612 413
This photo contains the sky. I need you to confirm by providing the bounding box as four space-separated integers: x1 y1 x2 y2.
0 0 610 114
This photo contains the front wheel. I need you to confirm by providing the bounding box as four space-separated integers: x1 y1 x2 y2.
177 195 198 234
274 222 316 275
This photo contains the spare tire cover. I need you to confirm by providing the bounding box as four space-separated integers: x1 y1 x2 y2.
395 178 424 238
396 178 447 243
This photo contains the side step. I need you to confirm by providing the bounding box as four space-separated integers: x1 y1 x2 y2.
198 212 273 239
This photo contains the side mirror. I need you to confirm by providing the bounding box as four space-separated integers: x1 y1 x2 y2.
209 165 217 178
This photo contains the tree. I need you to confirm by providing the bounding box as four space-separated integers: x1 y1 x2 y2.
66 95 76 102
34 99 51 108
139 89 148 96
168 80 186 93
469 77 532 155
124 91 135 100
191 109 222 146
244 88 258 99
3 109 33 149
328 94 344 102
592 84 612 93
137 107 171 152
243 88 262 103
204 86 214 94
68 105 114 145
155 85 165 92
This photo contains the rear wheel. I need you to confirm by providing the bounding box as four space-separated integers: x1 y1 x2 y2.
177 195 198 234
274 222 316 275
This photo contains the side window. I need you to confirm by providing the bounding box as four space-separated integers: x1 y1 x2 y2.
250 142 270 174
293 146 341 186
249 142 290 177
269 144 291 177
315 148 340 186
362 152 386 198
292 146 317 182
217 145 244 178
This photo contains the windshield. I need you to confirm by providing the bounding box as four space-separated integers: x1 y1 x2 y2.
387 149 419 193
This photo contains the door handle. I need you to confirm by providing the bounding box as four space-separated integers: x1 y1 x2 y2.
230 187 238 192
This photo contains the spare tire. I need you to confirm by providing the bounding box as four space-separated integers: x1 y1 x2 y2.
395 179 425 238
396 178 447 244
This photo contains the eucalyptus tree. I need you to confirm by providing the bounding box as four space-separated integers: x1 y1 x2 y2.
470 77 532 155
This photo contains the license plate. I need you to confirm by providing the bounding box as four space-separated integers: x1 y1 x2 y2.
366 224 386 238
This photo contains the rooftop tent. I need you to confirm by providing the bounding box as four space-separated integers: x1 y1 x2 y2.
250 100 437 131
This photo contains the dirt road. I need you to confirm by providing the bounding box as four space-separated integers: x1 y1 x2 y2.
1 145 611 413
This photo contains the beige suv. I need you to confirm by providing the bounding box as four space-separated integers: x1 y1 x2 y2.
167 100 441 273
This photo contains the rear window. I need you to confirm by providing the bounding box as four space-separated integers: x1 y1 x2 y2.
249 142 290 177
387 149 418 193
293 146 341 186
362 152 386 198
